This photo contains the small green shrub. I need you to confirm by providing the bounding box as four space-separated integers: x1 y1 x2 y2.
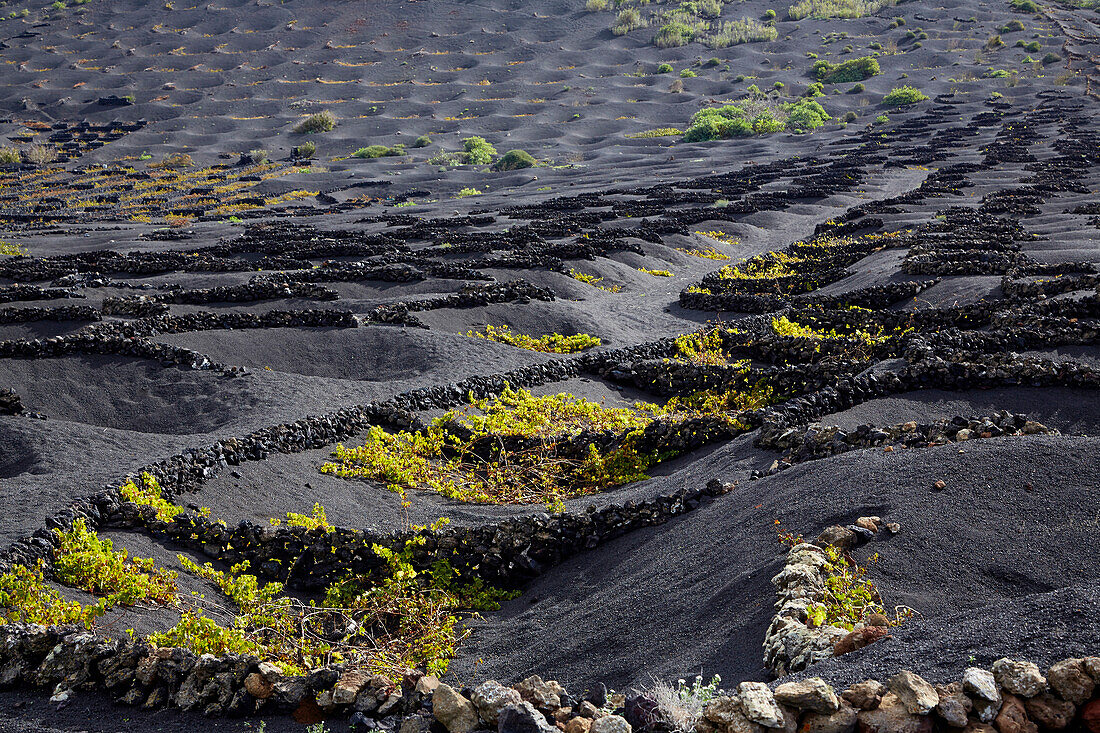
848 82 865 93
874 113 889 124
764 8 777 19
881 85 928 105
294 140 316 158
413 134 432 148
680 68 697 78
456 187 482 197
1042 51 1061 64
657 63 674 73
354 144 405 159
812 56 880 83
22 145 58 166
462 136 497 164
1009 0 1038 11
788 0 896 21
491 149 537 171
54 519 178 606
844 110 858 122
119 472 183 522
1016 39 1041 52
805 82 825 96
0 147 19 164
293 110 336 134
612 7 644 35
1000 19 1025 32
586 0 609 10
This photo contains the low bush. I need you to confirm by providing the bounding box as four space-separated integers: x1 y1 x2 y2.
612 7 644 35
412 134 432 148
1000 19 1025 32
0 147 19 164
149 152 193 169
1042 51 1061 64
293 140 316 158
848 82 865 93
812 55 880 83
354 144 405 158
680 68 697 78
462 136 497 164
1009 0 1038 11
657 63 674 73
491 149 536 171
881 85 928 105
788 0 896 20
683 97 829 141
1016 39 1041 52
293 110 336 134
467 324 601 353
22 144 58 166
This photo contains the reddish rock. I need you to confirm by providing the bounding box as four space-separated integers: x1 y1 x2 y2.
993 694 1037 733
293 696 325 725
1082 699 1100 733
834 627 890 657
1023 691 1073 729
1048 658 1095 705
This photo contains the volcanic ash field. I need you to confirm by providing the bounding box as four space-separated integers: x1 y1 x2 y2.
0 0 1099 730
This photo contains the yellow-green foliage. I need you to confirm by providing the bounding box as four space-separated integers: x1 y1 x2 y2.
673 326 744 365
119 472 183 522
677 246 730 260
661 382 775 418
639 267 674 277
569 268 622 293
716 252 803 281
0 562 107 628
771 315 910 349
156 519 516 680
625 128 683 138
269 503 334 532
0 240 27 256
322 386 665 507
467 324 601 353
54 518 178 606
805 545 887 630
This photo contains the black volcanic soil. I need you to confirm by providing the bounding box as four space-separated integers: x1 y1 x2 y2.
1 0 1100 729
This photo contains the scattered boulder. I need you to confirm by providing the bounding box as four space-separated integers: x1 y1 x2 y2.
737 682 785 728
516 676 564 712
932 682 971 728
834 626 889 657
1047 658 1095 704
887 671 938 715
855 692 932 733
842 681 885 711
774 678 839 713
992 659 1046 698
566 717 593 733
814 525 857 551
799 701 857 733
499 701 557 733
993 694 1037 733
1022 691 1074 729
474 680 524 725
589 714 631 733
434 684 480 733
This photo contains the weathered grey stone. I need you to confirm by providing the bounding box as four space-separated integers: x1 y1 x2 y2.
773 678 839 713
932 682 971 728
798 701 857 733
515 675 565 712
992 659 1046 698
962 667 1001 723
842 680 885 710
434 683 480 733
589 714 632 733
498 701 557 733
737 682 785 728
888 671 938 715
1048 658 1095 705
332 670 369 706
473 680 524 726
